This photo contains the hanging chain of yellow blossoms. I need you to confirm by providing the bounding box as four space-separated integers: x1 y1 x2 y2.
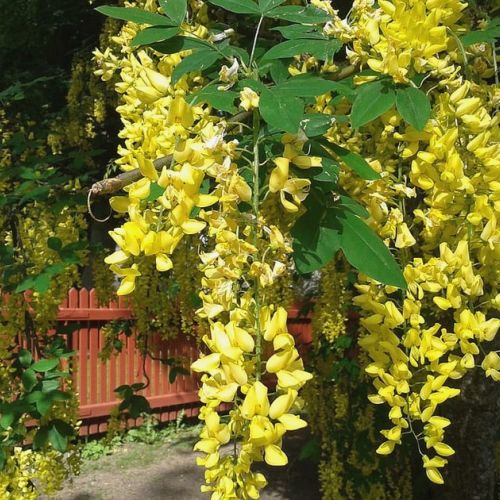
305 259 414 499
0 119 87 498
94 0 498 496
93 2 320 497
0 11 123 493
317 0 500 486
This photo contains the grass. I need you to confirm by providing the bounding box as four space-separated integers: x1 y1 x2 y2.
80 412 202 473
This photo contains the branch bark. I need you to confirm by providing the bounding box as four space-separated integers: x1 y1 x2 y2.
89 62 357 198
90 155 172 196
89 110 251 197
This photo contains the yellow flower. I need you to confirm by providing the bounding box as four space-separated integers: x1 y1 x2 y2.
279 178 311 212
481 352 500 381
239 87 260 111
241 381 270 419
167 96 195 129
110 264 141 295
269 157 289 193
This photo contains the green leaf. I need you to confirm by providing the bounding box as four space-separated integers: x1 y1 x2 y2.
34 273 52 293
206 0 260 14
292 206 341 274
48 423 68 453
350 80 396 129
26 390 44 403
268 60 290 84
171 49 221 84
276 75 337 97
18 349 33 368
159 0 187 24
115 384 133 400
131 382 146 391
267 5 331 23
19 185 50 204
151 36 213 54
187 84 237 113
0 448 5 470
41 379 60 393
335 208 406 288
395 86 431 131
95 6 175 26
21 369 38 392
49 390 71 402
272 24 326 40
260 88 303 134
31 358 59 372
47 237 62 251
313 162 339 186
128 395 151 418
33 427 49 450
460 19 500 46
263 39 341 61
301 113 333 137
299 438 320 461
236 78 266 93
338 194 369 218
169 366 190 384
15 271 52 294
258 0 286 12
328 80 357 101
131 26 179 47
220 45 250 65
0 412 15 429
53 419 75 437
320 141 381 180
36 396 53 416
43 370 69 380
335 335 353 349
146 182 166 202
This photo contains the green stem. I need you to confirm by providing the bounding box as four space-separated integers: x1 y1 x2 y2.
492 42 499 108
249 16 264 69
252 109 262 381
447 27 472 80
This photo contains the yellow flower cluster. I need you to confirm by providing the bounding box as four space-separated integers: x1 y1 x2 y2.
320 0 499 486
0 446 77 499
329 0 466 83
305 263 413 499
0 38 92 497
94 4 313 497
93 0 498 495
356 240 498 483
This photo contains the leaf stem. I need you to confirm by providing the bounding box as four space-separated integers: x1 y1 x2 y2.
447 28 471 80
249 16 264 68
252 109 262 381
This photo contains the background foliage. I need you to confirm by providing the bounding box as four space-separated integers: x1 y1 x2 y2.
0 0 499 498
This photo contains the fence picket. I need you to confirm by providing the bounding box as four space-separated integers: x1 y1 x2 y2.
14 288 314 436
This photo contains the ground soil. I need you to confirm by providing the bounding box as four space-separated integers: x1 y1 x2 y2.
54 428 321 500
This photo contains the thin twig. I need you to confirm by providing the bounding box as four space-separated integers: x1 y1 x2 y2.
89 111 251 197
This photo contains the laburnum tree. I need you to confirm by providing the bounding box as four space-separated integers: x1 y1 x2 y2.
0 0 498 499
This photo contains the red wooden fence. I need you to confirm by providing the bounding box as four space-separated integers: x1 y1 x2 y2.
55 289 312 436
